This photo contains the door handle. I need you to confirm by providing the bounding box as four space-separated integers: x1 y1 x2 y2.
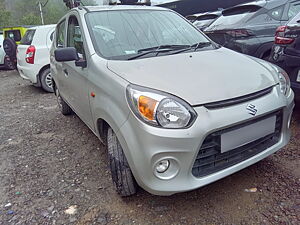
63 69 69 76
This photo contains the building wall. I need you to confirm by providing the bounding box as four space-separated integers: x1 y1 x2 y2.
157 0 253 16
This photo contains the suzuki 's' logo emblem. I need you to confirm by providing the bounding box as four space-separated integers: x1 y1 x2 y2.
246 104 257 116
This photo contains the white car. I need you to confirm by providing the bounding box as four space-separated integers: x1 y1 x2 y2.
17 24 56 92
0 33 5 67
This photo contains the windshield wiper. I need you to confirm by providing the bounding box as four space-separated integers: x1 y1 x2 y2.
128 43 212 60
170 42 212 55
137 44 190 53
128 45 190 60
193 42 211 51
127 49 173 60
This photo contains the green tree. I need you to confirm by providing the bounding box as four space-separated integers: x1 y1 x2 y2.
20 13 41 25
0 0 12 28
43 1 68 24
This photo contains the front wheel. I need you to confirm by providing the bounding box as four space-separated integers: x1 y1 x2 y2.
107 127 137 197
55 86 73 115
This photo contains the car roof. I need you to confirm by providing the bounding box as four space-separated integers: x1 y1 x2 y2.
224 0 289 11
28 24 56 30
83 5 169 12
188 10 222 18
222 0 289 15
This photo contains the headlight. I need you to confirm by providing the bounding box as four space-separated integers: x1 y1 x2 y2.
126 84 197 129
255 59 291 96
276 67 290 96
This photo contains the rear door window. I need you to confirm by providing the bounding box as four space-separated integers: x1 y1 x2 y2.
268 6 284 20
20 29 36 45
5 30 21 41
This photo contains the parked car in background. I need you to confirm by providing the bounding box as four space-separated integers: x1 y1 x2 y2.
17 24 56 92
51 5 294 197
0 32 5 68
2 26 32 70
205 0 300 60
270 12 300 101
187 11 222 31
3 26 32 45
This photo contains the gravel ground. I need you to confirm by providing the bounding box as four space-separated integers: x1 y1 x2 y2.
0 70 299 225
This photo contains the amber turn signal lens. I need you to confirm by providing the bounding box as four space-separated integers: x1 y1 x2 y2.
138 96 158 121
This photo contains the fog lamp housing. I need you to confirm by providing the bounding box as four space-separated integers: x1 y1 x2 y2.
155 160 170 173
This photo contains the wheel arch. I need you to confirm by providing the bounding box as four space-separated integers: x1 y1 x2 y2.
96 118 110 144
255 42 273 59
38 64 50 80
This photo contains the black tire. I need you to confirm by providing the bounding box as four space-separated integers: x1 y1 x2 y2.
3 38 17 57
55 86 73 115
4 56 16 70
40 68 54 93
107 127 137 197
262 51 271 62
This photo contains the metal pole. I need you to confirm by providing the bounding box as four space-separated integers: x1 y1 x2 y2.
38 1 44 25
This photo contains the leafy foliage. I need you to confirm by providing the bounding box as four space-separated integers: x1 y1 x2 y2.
0 0 12 28
0 0 98 28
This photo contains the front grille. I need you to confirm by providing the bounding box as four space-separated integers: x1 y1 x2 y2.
192 110 283 178
203 86 273 109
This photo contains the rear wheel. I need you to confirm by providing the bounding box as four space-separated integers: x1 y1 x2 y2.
107 127 137 197
4 56 16 70
55 86 73 115
40 68 54 92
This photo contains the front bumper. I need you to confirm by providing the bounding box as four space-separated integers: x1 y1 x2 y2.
117 86 294 196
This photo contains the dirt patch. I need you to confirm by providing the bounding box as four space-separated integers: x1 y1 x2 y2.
0 70 299 225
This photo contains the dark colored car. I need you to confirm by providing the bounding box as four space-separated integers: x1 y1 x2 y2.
188 11 222 31
205 0 300 60
270 11 300 101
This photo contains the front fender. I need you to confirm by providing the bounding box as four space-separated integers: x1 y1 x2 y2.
88 56 130 139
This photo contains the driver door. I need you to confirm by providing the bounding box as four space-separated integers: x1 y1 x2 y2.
62 14 94 129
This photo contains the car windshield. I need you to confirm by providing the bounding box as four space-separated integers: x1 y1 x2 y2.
86 10 211 60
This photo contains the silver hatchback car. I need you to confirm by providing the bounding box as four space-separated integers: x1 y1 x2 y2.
50 5 294 196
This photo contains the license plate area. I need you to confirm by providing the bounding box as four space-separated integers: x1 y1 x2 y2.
221 116 276 153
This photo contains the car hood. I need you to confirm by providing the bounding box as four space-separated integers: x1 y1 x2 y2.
107 48 276 106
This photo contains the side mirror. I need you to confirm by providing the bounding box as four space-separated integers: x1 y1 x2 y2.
54 47 79 62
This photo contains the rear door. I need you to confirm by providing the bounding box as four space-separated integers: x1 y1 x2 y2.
17 29 36 67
